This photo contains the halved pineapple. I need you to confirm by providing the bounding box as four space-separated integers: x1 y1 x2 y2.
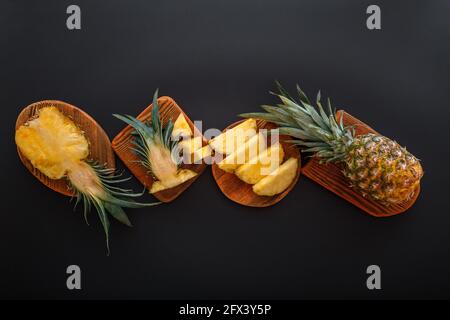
217 132 266 173
15 106 89 179
178 135 203 155
208 118 257 155
235 142 284 184
16 106 157 253
252 157 298 196
171 113 192 139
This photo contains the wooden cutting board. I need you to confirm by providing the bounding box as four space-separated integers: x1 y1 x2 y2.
211 119 301 207
302 110 421 217
15 100 115 197
112 96 207 203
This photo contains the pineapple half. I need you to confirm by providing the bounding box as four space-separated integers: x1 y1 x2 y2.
114 90 198 194
15 106 158 254
241 82 424 204
235 142 285 184
253 157 298 196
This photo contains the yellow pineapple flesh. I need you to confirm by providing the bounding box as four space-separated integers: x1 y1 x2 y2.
252 157 298 196
235 142 284 184
208 118 257 155
178 136 203 155
217 132 266 173
171 113 192 139
15 106 89 180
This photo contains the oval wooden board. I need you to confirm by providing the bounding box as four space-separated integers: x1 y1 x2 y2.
111 96 207 203
15 100 115 197
301 110 420 217
211 119 301 207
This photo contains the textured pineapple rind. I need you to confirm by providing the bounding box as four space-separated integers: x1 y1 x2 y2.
343 133 423 204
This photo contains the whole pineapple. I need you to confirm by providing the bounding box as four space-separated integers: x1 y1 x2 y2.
240 83 423 205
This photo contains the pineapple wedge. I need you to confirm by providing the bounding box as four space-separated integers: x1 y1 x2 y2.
252 157 298 196
178 136 203 155
192 145 212 163
235 142 284 184
171 113 192 139
209 118 257 155
217 132 266 173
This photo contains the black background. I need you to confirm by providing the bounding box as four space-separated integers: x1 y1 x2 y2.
1 0 449 299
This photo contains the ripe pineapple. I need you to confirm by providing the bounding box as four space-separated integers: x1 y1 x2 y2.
253 157 298 196
15 106 158 253
235 142 285 184
241 83 423 204
209 118 257 155
217 131 267 173
114 90 198 194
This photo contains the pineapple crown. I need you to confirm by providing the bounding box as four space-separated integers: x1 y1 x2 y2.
113 89 179 167
240 81 355 162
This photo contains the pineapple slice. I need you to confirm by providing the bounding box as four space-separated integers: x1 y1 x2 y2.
217 132 266 173
15 106 89 179
235 142 284 184
208 118 257 155
192 145 212 163
252 157 298 196
178 136 203 155
171 113 192 139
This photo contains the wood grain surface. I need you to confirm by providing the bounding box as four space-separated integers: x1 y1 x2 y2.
302 110 420 217
15 100 115 197
112 96 207 203
211 119 301 207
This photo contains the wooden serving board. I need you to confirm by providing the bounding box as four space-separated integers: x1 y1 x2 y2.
112 96 207 203
211 119 301 207
15 100 115 197
302 110 420 217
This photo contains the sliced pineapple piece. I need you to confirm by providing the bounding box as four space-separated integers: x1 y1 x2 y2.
171 113 193 139
192 145 212 163
15 106 89 179
208 118 257 155
149 169 197 193
235 142 285 184
217 132 266 173
178 136 203 155
252 157 298 196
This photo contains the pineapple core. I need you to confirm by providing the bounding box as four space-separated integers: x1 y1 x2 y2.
15 106 89 180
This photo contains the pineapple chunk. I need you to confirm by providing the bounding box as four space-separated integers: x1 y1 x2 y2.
235 142 285 184
171 113 192 139
178 136 203 155
192 145 212 163
149 169 197 193
252 157 298 196
208 118 257 155
217 132 266 173
15 106 89 179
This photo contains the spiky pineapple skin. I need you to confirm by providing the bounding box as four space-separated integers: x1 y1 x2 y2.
343 133 423 204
